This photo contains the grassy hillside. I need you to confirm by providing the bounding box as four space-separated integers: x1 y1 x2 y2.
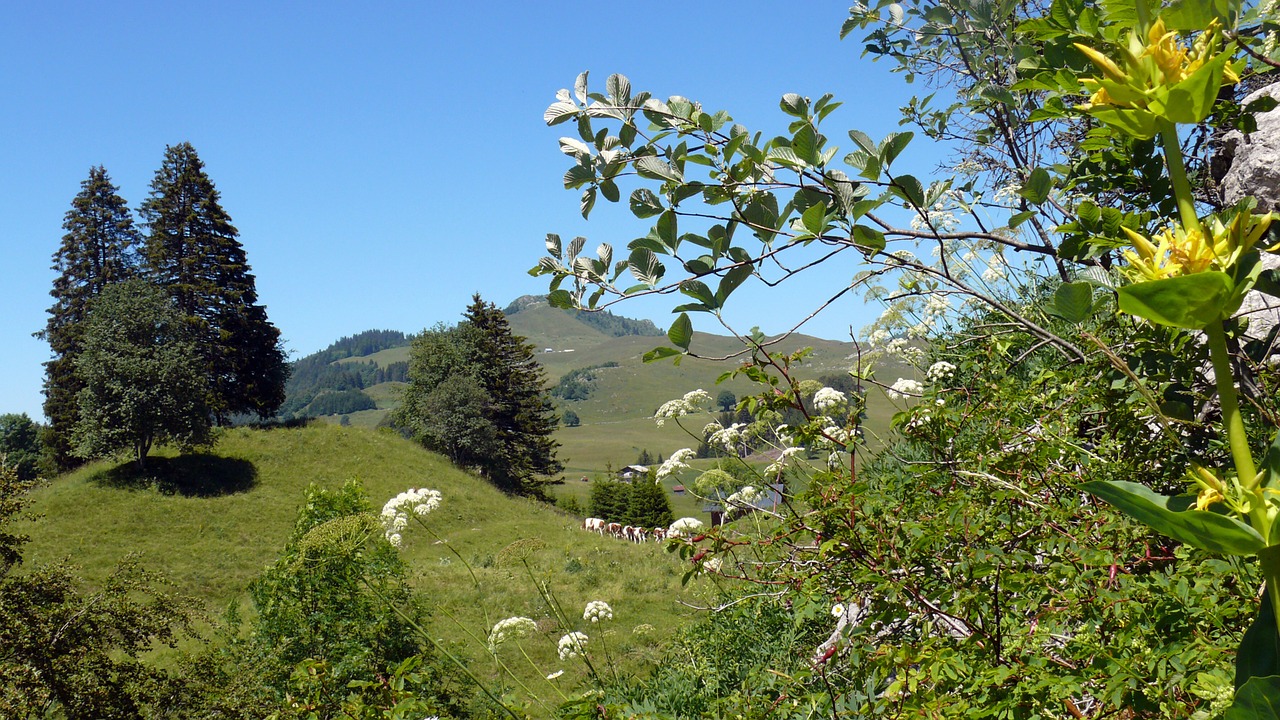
296 300 911 480
20 424 708 675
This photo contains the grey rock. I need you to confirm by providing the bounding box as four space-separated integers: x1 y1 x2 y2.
1218 82 1280 340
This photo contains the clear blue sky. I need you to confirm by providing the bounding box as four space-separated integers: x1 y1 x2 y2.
1 2 925 421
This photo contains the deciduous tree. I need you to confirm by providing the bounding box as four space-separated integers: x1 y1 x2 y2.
72 280 212 471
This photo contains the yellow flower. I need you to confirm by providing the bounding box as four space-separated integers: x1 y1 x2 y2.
1190 463 1227 512
1121 211 1278 281
1073 18 1237 116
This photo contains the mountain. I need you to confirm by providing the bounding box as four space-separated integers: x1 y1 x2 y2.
278 300 896 476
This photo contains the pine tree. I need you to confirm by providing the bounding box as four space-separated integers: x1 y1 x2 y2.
41 166 139 469
626 474 674 528
138 142 287 420
461 295 563 496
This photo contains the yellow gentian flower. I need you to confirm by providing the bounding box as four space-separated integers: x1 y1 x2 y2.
1073 18 1238 125
1121 211 1277 282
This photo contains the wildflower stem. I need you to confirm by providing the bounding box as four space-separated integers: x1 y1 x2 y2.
417 518 480 587
1156 118 1203 236
1205 322 1257 496
359 578 522 720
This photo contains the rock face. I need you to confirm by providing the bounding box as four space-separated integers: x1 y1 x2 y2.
1217 82 1280 339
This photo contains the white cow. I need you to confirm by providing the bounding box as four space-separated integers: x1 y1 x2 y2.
583 517 606 535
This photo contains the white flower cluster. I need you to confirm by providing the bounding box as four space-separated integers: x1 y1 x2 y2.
904 408 937 433
583 600 613 623
927 361 956 382
487 616 537 652
865 327 890 347
952 159 983 175
982 263 1006 283
707 422 746 452
822 426 854 447
765 447 802 476
813 387 848 413
380 487 442 547
727 485 766 507
654 389 712 427
656 448 696 481
701 557 722 573
886 378 923 400
883 337 925 364
909 202 960 234
558 631 589 660
922 294 950 325
993 182 1022 204
668 517 705 538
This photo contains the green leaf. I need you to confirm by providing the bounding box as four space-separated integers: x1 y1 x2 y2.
544 233 562 260
547 289 575 309
1088 106 1158 139
544 101 578 126
635 156 683 183
715 265 752 305
1047 281 1093 323
580 187 597 219
667 313 693 351
1226 675 1280 719
1117 272 1234 329
1162 0 1238 29
780 93 809 118
629 188 664 219
800 202 827 236
879 131 913 167
1160 51 1231 124
852 225 886 253
1009 210 1037 228
891 175 926 207
655 210 678 249
1261 431 1280 492
642 346 682 363
1019 168 1052 205
599 178 620 203
1082 480 1266 556
679 280 717 308
1236 581 1280 691
606 73 631 104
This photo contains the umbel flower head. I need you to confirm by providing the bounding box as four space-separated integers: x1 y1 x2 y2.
380 487 442 546
487 616 537 652
1074 17 1239 135
583 600 613 623
558 631 588 660
1122 210 1277 281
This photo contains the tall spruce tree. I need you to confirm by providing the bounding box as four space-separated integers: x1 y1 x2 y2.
41 166 139 470
462 295 563 496
138 142 287 420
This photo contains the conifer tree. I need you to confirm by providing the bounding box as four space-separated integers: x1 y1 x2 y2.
41 166 139 469
462 294 563 496
138 142 287 420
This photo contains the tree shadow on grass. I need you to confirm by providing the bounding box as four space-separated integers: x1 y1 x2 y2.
91 454 258 497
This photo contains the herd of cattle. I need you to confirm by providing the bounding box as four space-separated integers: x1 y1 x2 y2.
582 517 667 543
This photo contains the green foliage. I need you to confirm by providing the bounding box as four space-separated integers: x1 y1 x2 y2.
72 279 212 470
551 362 619 401
396 295 562 496
561 409 580 427
715 390 736 412
0 463 198 720
625 474 673 529
139 141 287 421
41 165 140 470
305 389 378 416
588 478 631 523
0 413 43 482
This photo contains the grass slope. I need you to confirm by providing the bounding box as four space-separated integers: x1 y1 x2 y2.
21 424 707 675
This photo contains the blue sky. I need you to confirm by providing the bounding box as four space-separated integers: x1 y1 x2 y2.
0 2 926 421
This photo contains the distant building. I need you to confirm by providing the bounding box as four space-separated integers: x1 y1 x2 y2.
617 464 649 481
703 483 785 526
